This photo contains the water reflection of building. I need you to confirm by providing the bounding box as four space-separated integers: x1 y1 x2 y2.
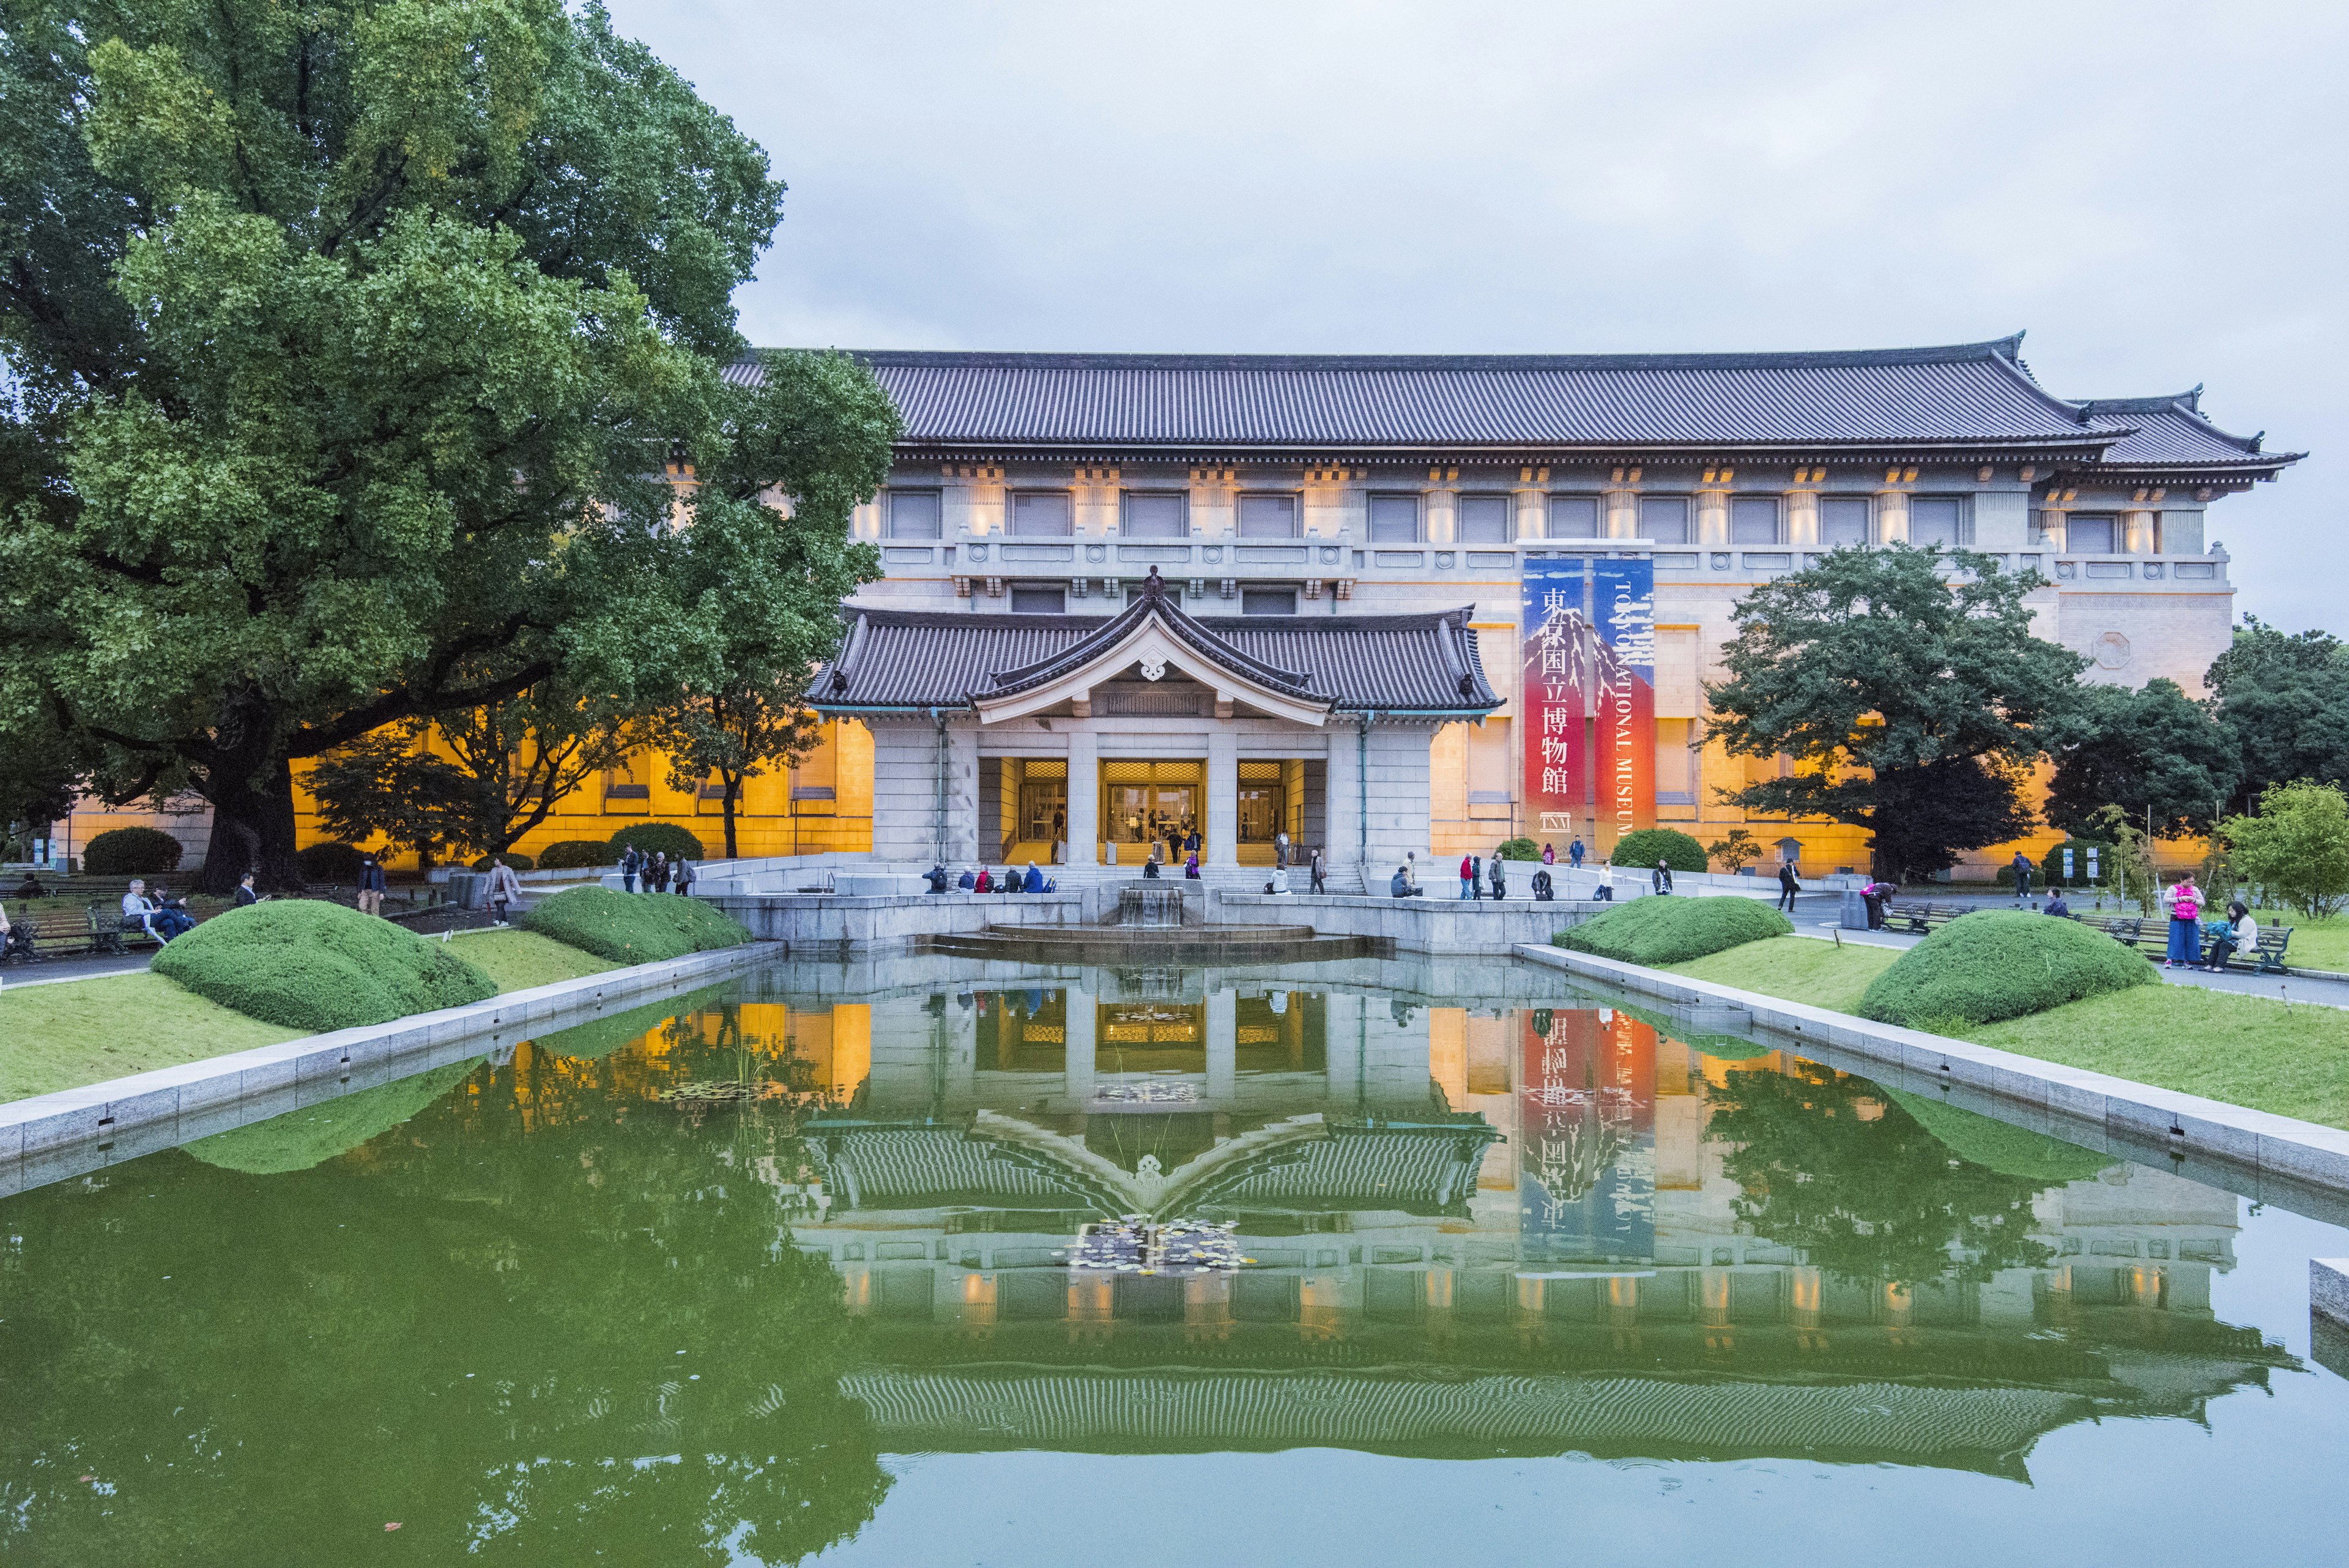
776 983 2287 1474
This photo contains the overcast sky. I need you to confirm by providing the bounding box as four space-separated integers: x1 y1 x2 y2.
611 0 2345 632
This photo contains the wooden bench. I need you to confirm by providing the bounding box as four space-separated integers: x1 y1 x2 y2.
1883 901 1970 935
2 907 98 959
87 904 168 956
2068 913 2293 973
2204 923 2292 975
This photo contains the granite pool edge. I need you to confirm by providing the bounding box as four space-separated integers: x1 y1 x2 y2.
0 941 771 1186
1516 942 2349 1198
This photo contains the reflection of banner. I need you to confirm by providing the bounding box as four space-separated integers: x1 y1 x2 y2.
1521 559 1594 839
1518 1006 1655 1266
1593 558 1655 841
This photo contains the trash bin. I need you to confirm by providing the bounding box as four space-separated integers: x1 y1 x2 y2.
448 871 486 911
1840 888 1870 929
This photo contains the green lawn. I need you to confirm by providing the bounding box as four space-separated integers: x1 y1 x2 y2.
1 929 618 1104
2244 908 2349 972
1663 933 2349 1130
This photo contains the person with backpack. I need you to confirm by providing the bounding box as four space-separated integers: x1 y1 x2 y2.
2162 875 2203 968
1569 838 1586 870
2011 849 2034 905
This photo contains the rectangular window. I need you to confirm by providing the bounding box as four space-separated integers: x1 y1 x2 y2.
1121 491 1186 538
1655 719 1694 804
1909 496 1967 548
1729 496 1781 544
1368 492 1420 543
1241 587 1297 615
1457 493 1513 544
1011 491 1072 536
1639 496 1690 544
2069 513 2117 552
1548 494 1601 539
1009 583 1067 614
1238 494 1298 538
887 489 941 539
1820 496 1871 548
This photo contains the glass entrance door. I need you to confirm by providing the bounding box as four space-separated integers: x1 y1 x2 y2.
1110 785 1197 850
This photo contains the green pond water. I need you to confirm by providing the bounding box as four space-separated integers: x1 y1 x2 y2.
5 955 2348 1566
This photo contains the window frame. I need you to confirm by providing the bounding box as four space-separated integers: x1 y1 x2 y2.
1455 492 1515 545
1008 582 1068 615
1907 494 1971 549
1009 489 1074 537
1818 494 1872 549
1367 492 1422 543
1546 492 1603 540
885 487 943 540
1638 494 1691 545
1236 491 1301 539
2067 512 2119 554
1728 495 1783 546
1119 489 1189 540
1239 585 1299 616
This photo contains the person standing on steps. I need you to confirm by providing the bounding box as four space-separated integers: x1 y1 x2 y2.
1274 827 1290 871
1310 847 1327 894
1776 859 1801 913
1569 838 1586 871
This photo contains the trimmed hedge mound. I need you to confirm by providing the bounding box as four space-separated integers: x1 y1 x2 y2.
295 842 368 883
83 825 184 875
1611 827 1708 873
1555 895 1793 966
1858 908 2154 1030
187 1058 480 1175
153 900 495 1032
1883 1088 2111 1184
535 839 612 870
607 823 706 862
520 885 749 964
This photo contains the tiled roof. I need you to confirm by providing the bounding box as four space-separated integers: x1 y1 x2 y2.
733 338 2121 454
2078 390 2303 472
814 584 1502 715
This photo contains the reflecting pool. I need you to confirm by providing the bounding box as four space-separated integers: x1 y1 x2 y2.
5 956 2348 1566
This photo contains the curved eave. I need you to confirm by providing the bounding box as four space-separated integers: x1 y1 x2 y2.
896 434 2124 468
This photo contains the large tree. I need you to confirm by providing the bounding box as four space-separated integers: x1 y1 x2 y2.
0 2 882 891
647 352 897 858
2204 615 2349 811
2044 676 2237 840
1704 544 2084 880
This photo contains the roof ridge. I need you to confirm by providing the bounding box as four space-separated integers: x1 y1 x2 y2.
744 338 2033 374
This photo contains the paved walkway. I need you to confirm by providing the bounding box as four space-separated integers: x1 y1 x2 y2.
1787 916 2349 1011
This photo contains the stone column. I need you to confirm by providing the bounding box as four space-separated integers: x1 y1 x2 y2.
1786 489 1819 548
1204 988 1236 1105
2124 508 2158 554
1326 722 1362 888
1207 729 1238 864
1063 980 1096 1109
1513 481 1545 542
1695 489 1729 548
1876 488 1909 545
1065 726 1098 866
1605 487 1638 540
2035 506 2066 551
1425 481 1457 544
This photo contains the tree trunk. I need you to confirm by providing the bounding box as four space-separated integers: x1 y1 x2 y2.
198 756 304 895
721 775 740 858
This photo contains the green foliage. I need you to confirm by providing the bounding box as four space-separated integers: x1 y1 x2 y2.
0 2 880 898
469 852 535 872
2046 678 2236 839
1556 895 1793 965
153 901 495 1031
81 825 182 874
536 839 614 870
2220 779 2349 919
186 1060 483 1175
1706 1061 2068 1285
1705 827 1764 872
1495 837 1540 861
2206 615 2349 810
0 716 78 837
1880 1090 2112 1184
607 823 707 861
520 885 748 964
293 842 368 884
1704 546 2079 877
1612 827 1709 872
1857 909 2154 1029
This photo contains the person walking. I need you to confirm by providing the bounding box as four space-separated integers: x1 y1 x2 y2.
1274 827 1290 870
620 844 641 894
2011 850 2034 905
357 853 387 916
1776 859 1801 913
1459 853 1476 900
1568 838 1586 870
1652 860 1674 896
648 852 670 894
675 858 696 897
486 857 524 926
1488 850 1507 901
1309 847 1327 894
2162 875 2203 969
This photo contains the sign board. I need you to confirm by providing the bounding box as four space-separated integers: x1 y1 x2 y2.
1521 556 1655 849
2062 847 2074 881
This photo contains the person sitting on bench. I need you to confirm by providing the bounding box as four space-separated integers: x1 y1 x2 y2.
2205 902 2255 971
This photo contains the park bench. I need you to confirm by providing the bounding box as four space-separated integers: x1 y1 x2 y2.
1883 901 1970 935
87 903 167 956
2069 913 2293 974
2203 922 2293 975
2 906 98 959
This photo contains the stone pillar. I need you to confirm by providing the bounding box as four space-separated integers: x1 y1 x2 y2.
1786 489 1819 548
1065 726 1098 866
1064 981 1096 1108
1204 989 1236 1105
1425 482 1457 544
1605 488 1638 540
2124 508 2158 554
1876 488 1909 545
1208 729 1238 864
2036 507 2066 550
943 720 981 865
1695 490 1729 548
1513 482 1545 542
1326 722 1362 888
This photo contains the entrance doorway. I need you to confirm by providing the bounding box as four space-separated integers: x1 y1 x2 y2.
1102 760 1202 864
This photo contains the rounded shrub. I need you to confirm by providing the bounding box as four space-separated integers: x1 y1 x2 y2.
187 1059 480 1175
153 900 495 1031
1495 837 1541 861
1883 1088 2110 1184
295 842 369 884
1555 895 1793 966
1611 827 1709 873
607 823 706 862
535 839 612 871
521 885 749 965
469 851 535 872
1857 908 2155 1030
83 825 184 875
